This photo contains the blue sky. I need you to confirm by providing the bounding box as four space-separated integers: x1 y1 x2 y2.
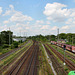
0 0 75 36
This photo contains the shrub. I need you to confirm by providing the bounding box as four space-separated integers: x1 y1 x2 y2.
2 44 9 48
10 44 14 49
13 41 18 48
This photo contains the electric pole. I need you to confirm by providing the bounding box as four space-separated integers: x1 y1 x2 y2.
72 35 73 45
20 30 21 43
57 28 59 46
9 27 10 46
58 28 59 42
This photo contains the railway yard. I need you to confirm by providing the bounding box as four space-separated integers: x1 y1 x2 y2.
0 40 75 75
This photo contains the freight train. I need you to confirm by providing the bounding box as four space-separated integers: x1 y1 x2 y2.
51 41 75 53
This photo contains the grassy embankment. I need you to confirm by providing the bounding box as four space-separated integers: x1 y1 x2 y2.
0 41 26 55
38 43 54 75
0 40 33 71
45 43 70 73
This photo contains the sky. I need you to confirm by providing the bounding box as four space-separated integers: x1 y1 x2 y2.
0 0 75 36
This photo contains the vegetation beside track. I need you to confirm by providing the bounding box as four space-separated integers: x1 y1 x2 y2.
38 43 54 75
45 44 70 74
0 40 33 72
0 40 26 55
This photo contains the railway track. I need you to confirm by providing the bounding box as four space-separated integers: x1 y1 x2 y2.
0 45 30 74
5 41 39 75
0 41 31 61
46 44 75 70
52 45 75 60
44 44 67 75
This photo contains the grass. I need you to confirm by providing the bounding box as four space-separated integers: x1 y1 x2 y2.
0 40 32 55
0 40 33 69
38 43 54 75
45 44 70 73
0 47 12 55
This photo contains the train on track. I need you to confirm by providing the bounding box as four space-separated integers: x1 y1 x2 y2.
51 41 75 53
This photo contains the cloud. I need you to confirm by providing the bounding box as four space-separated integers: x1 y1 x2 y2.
0 7 2 15
3 5 14 16
36 20 44 24
3 10 12 16
51 26 58 30
26 27 30 29
65 18 73 24
3 5 33 23
61 25 69 29
9 5 14 9
0 25 8 31
3 20 9 24
9 11 33 22
40 25 50 29
46 21 50 24
43 2 70 22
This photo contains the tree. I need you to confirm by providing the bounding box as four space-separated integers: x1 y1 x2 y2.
50 35 56 41
13 41 18 48
1 31 13 45
59 33 66 39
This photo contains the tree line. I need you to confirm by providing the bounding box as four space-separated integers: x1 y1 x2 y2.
28 33 75 45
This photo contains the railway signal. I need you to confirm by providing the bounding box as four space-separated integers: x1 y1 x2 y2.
63 45 66 65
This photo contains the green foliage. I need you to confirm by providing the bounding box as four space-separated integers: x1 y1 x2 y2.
0 30 13 45
59 33 66 39
28 34 47 42
10 44 14 49
13 41 18 48
2 44 9 48
66 42 71 45
19 40 23 43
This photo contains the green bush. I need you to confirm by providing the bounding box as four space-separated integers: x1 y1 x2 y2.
13 41 18 48
2 44 9 48
66 42 72 45
10 44 14 49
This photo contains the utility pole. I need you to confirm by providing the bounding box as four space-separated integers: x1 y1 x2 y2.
9 27 10 46
12 33 13 44
58 28 59 42
20 30 21 43
49 33 51 41
57 28 59 46
72 35 73 45
24 32 25 42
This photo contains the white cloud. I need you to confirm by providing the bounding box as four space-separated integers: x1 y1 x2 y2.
3 20 9 24
3 10 12 16
43 2 70 22
46 21 50 24
0 7 2 15
3 5 14 16
51 26 58 30
9 5 14 9
26 27 30 29
61 25 69 29
40 25 50 29
9 11 33 22
36 20 44 24
3 5 33 23
0 25 8 31
65 18 73 24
